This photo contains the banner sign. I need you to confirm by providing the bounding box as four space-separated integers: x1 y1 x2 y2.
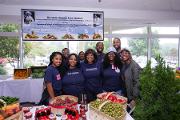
21 9 104 41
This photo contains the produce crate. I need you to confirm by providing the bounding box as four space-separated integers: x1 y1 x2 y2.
0 101 21 119
89 100 126 120
14 69 28 79
31 66 47 78
97 92 127 109
5 110 22 120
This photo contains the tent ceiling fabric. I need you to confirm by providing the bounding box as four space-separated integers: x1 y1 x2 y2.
0 0 180 26
1 0 180 11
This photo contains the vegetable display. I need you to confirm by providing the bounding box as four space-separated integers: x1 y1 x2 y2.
90 99 125 119
97 92 127 108
31 69 45 78
0 96 20 119
31 66 47 78
0 96 19 105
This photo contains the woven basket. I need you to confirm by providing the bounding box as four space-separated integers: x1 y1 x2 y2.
97 92 127 109
89 100 126 120
0 101 20 118
5 110 22 120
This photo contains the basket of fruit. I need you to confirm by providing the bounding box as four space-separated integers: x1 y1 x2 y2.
90 99 126 120
14 69 28 79
97 92 127 109
0 96 21 119
49 95 78 115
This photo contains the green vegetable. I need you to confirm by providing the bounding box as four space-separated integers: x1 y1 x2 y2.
101 102 123 118
90 99 124 118
0 96 19 105
32 68 45 78
0 99 5 109
90 99 103 109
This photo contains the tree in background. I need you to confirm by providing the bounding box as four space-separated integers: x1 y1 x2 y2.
169 48 177 58
134 56 180 120
0 36 32 68
0 24 19 32
128 38 160 57
0 64 6 75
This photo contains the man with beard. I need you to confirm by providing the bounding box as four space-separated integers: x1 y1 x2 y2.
96 42 105 62
113 37 121 54
62 48 70 66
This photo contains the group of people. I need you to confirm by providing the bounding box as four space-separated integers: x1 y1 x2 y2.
39 37 141 111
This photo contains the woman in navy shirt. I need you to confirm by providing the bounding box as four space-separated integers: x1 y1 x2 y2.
62 53 85 101
81 49 103 103
39 52 66 105
102 47 123 94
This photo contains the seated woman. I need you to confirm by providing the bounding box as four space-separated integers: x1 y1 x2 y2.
120 48 141 112
62 53 85 101
102 47 123 93
39 52 65 105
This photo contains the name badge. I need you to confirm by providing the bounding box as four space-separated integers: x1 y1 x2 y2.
56 74 61 80
115 68 120 73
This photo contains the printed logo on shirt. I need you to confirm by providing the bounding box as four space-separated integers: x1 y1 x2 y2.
67 72 79 75
115 68 120 73
56 74 61 80
86 68 98 71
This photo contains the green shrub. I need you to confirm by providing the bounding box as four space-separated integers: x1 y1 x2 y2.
0 65 7 75
134 56 180 120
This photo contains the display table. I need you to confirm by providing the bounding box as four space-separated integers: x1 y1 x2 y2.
24 106 134 120
0 78 44 103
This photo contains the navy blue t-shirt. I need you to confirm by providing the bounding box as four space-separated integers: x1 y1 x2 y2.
62 68 85 97
81 62 102 93
97 53 105 63
44 65 62 91
102 65 122 92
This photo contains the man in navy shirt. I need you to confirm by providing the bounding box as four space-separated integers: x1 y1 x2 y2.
96 42 105 62
113 37 121 54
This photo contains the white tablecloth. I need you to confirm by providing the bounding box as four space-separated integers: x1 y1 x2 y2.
0 78 44 103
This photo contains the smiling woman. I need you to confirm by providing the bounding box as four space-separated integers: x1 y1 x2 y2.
81 49 103 103
62 53 85 102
